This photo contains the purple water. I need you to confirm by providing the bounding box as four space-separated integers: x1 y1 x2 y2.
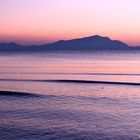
0 51 140 140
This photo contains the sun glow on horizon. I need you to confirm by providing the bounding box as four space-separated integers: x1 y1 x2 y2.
0 0 140 45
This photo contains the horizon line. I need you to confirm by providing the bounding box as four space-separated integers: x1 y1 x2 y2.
0 35 139 47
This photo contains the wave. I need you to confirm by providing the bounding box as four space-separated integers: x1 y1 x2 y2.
0 78 140 86
0 91 40 97
46 79 140 85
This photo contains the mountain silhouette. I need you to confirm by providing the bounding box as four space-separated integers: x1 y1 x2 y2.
0 35 140 52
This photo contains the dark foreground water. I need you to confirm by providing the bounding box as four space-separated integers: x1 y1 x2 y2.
0 51 140 140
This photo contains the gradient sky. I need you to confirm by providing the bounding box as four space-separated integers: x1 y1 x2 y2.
0 0 140 45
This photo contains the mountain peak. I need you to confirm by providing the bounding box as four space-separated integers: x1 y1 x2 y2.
83 35 110 40
44 35 129 51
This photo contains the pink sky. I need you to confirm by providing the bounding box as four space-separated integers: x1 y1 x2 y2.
0 0 140 45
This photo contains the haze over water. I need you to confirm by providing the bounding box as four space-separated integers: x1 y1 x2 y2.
0 51 140 140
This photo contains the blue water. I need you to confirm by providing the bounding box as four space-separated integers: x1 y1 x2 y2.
0 51 140 140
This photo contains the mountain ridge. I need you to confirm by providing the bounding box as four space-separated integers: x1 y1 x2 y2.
0 35 140 52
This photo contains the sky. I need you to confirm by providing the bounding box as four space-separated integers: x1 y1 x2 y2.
0 0 140 45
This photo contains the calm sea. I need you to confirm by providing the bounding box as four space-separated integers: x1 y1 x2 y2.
0 51 140 140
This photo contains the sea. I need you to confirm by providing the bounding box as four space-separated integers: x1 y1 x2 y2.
0 51 140 140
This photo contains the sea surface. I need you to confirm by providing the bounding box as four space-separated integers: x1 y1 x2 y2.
0 51 140 140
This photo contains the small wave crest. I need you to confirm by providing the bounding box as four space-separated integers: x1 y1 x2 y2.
0 78 140 86
0 91 40 97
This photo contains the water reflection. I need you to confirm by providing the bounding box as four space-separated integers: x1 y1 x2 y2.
0 51 140 139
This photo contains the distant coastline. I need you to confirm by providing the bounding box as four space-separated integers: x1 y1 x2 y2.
0 35 140 52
